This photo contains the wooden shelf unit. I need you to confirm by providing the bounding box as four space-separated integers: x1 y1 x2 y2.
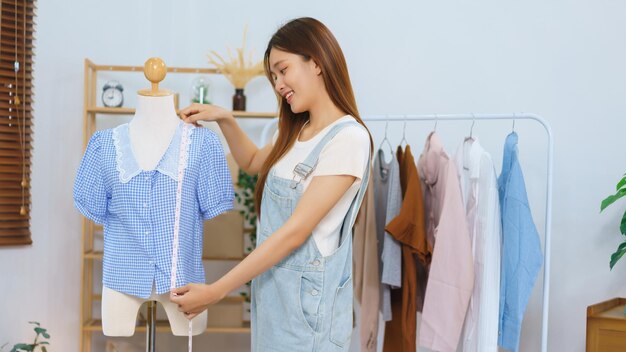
587 298 626 352
81 59 274 351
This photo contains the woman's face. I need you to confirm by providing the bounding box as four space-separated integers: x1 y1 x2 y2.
268 48 323 114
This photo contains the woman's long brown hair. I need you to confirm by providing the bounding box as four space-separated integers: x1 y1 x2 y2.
254 17 373 217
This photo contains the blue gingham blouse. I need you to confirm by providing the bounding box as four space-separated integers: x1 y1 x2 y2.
74 122 234 298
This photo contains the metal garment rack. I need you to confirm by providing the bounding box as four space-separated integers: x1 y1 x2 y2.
260 112 553 352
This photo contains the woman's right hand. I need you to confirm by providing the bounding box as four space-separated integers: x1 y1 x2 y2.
181 102 263 174
178 103 233 126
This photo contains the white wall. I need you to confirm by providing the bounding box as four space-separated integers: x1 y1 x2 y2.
1 0 625 351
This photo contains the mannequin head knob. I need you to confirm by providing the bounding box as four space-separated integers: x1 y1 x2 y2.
144 57 167 85
138 57 171 96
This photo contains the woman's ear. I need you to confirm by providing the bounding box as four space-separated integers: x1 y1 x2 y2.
311 59 322 76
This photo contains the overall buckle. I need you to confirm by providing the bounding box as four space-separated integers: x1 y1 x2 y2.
290 162 316 189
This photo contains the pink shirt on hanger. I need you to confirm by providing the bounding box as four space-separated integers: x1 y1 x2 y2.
417 132 474 352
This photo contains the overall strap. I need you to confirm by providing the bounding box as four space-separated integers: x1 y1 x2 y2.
344 149 371 231
290 120 362 189
336 135 371 249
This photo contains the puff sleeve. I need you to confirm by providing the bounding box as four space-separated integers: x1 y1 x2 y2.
197 130 235 220
73 131 109 224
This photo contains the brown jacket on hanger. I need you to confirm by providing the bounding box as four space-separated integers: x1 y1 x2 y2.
353 169 380 351
383 145 429 352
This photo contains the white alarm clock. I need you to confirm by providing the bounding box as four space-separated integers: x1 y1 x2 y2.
102 80 124 107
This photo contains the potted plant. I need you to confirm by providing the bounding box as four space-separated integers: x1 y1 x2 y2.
1 322 50 352
601 173 626 269
235 169 258 319
207 26 264 111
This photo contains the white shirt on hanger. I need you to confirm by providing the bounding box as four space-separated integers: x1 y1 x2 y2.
454 138 502 352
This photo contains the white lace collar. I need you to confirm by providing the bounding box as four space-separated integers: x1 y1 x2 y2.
112 121 194 183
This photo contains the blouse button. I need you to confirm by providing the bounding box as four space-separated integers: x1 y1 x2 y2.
311 289 319 296
312 259 320 266
143 202 148 208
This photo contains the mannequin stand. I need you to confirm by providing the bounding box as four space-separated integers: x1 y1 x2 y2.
146 301 157 352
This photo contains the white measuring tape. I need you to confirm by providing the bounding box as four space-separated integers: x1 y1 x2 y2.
171 123 193 351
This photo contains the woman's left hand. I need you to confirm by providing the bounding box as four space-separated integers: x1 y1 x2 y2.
170 283 226 320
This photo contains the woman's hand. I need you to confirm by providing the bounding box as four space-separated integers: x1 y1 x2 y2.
179 102 266 174
178 103 233 126
169 283 227 320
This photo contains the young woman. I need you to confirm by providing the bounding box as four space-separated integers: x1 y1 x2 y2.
171 17 373 351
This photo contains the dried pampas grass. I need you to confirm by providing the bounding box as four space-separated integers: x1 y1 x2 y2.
208 26 265 89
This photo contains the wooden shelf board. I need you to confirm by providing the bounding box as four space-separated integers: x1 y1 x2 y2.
86 107 134 114
94 224 254 235
90 294 245 304
84 250 247 261
232 111 277 118
83 319 250 334
93 65 219 75
86 107 276 119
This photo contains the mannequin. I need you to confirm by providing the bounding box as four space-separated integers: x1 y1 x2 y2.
128 94 180 171
101 58 208 336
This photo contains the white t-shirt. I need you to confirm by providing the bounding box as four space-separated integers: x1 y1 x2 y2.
270 115 370 256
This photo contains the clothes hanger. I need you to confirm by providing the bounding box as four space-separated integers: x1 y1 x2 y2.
465 113 476 142
433 113 438 132
399 114 409 148
377 115 395 155
512 112 516 133
461 114 477 170
376 115 396 178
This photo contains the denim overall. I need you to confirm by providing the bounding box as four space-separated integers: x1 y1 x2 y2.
251 121 371 352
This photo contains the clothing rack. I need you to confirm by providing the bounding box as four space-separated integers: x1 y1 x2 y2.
260 112 553 352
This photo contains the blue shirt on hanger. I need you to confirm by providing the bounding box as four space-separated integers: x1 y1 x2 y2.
74 122 234 299
497 132 543 352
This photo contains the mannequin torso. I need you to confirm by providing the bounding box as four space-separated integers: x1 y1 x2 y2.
102 93 207 336
129 94 181 170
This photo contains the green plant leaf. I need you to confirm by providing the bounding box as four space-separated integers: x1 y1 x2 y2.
11 344 33 352
236 170 258 252
28 322 39 326
601 188 626 211
617 174 626 191
622 209 626 235
33 328 50 339
610 241 626 270
38 342 49 345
